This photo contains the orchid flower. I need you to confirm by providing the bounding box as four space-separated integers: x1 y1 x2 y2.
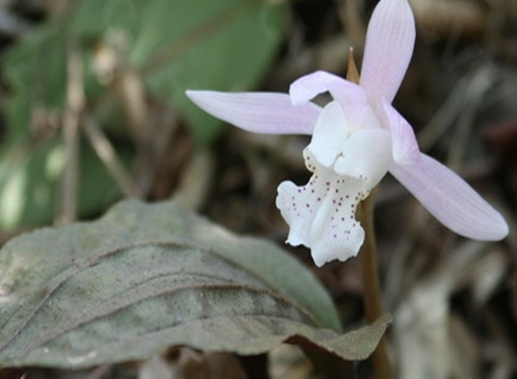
186 0 508 266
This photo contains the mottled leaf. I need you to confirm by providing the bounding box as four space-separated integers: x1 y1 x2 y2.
0 200 388 368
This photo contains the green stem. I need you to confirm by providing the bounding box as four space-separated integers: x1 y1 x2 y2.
358 193 391 379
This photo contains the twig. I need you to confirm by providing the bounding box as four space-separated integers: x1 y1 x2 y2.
91 32 178 197
446 65 495 170
446 101 476 171
86 364 112 379
172 148 214 211
418 65 494 153
82 114 140 198
114 67 148 144
417 78 468 152
58 43 84 225
133 103 179 197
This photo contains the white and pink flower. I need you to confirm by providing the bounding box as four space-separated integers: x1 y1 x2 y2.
186 0 508 266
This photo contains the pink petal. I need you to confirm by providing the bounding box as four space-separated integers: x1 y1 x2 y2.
289 70 366 106
390 154 509 241
186 90 321 135
382 100 420 165
360 0 416 104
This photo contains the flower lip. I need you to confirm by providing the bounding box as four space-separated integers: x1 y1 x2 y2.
276 149 368 267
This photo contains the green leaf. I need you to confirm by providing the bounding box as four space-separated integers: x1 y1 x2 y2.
2 0 283 147
0 141 125 229
0 200 388 369
74 0 284 144
140 0 284 144
1 24 68 153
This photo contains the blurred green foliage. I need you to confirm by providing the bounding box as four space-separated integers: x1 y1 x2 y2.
0 142 126 228
0 0 284 229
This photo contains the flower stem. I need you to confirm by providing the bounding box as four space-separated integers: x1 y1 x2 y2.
346 49 391 379
358 193 391 379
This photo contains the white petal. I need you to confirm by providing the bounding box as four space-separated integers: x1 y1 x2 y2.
289 70 367 106
186 90 321 135
276 149 369 267
390 153 509 240
360 0 416 104
334 128 392 187
342 103 382 131
382 100 420 165
306 101 350 168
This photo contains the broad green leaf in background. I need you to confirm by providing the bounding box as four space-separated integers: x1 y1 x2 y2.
68 0 284 143
0 200 388 369
0 0 283 229
3 0 283 146
0 141 127 229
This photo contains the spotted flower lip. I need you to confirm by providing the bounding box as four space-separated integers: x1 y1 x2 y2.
186 0 509 266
